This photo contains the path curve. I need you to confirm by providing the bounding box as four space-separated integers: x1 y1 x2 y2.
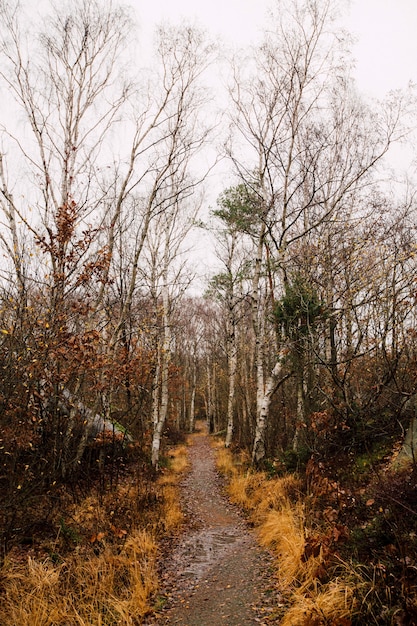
150 424 277 625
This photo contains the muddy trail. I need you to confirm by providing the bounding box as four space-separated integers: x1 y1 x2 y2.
148 425 279 625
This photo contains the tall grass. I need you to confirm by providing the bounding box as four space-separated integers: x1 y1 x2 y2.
280 580 356 626
0 441 190 625
215 443 358 625
0 530 158 625
157 444 189 530
214 443 239 478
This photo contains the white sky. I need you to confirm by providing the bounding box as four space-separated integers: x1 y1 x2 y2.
128 0 417 281
9 0 417 286
347 0 417 96
131 0 417 98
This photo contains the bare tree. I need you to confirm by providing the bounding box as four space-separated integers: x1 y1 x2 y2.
0 2 215 475
144 189 201 467
133 25 214 467
209 185 255 446
225 0 414 464
0 0 137 478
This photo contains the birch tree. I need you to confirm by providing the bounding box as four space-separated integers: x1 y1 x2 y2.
226 0 412 464
145 191 200 467
0 0 137 478
210 185 256 446
0 1 214 475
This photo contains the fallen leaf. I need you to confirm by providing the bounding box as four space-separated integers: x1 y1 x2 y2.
90 532 106 543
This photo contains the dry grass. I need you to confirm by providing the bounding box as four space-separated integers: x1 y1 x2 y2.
215 441 357 625
258 503 309 587
251 474 302 517
227 472 259 508
0 529 158 625
157 443 189 530
158 484 184 530
168 444 190 474
158 445 189 485
214 444 238 477
280 580 356 626
0 440 190 625
227 471 302 521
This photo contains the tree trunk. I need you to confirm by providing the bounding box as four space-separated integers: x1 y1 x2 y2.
205 357 214 432
292 371 305 452
151 283 171 468
225 315 238 447
189 365 197 433
252 347 291 465
252 228 266 422
152 346 161 428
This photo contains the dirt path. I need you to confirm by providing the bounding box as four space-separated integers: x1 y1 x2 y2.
149 424 279 625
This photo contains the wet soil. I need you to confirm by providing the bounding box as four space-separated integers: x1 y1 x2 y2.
148 425 279 625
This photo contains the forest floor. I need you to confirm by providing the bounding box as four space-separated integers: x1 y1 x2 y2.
147 424 281 625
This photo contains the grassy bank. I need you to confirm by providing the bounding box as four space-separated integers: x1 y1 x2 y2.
214 441 417 625
0 445 189 625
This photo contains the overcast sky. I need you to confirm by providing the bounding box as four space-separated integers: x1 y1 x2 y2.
12 0 417 284
127 0 417 280
347 0 417 96
131 0 417 98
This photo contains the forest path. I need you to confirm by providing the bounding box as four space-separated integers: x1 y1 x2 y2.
149 423 278 625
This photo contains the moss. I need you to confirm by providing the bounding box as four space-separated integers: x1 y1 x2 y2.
278 447 311 473
59 518 82 546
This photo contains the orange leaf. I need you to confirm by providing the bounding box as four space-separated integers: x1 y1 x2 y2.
110 524 128 538
90 531 106 543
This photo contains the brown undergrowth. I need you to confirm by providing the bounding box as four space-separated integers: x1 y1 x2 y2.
216 440 417 625
0 444 189 625
215 443 357 625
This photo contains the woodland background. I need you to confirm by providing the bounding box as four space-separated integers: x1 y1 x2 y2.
1 0 417 623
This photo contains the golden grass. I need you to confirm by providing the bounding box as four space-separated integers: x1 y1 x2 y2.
215 440 357 625
280 580 356 626
0 439 190 625
168 444 190 474
227 472 258 509
258 503 309 587
216 446 311 587
215 445 238 477
157 443 189 530
159 484 184 530
252 474 302 515
227 471 302 522
0 529 158 626
158 445 189 486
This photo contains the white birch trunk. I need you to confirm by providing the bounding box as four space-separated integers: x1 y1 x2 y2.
151 282 171 468
189 365 196 433
250 222 268 459
225 322 237 448
206 357 213 432
152 347 161 428
252 230 266 419
252 346 290 464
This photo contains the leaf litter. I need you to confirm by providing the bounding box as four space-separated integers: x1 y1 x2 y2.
145 425 280 625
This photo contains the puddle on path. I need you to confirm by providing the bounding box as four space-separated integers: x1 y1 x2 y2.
148 429 278 625
171 525 239 580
